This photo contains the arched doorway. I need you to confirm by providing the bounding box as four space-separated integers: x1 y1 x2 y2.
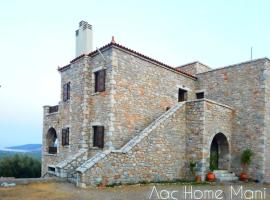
47 128 58 154
210 133 229 170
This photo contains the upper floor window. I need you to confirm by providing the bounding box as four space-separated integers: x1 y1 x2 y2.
94 70 106 92
62 128 69 146
178 88 187 102
63 82 70 101
196 92 204 99
93 126 104 148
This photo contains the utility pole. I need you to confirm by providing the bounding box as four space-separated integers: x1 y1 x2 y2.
251 46 253 61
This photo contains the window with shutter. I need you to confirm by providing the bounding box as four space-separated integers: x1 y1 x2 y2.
94 70 106 92
62 128 69 146
93 126 104 148
63 82 70 101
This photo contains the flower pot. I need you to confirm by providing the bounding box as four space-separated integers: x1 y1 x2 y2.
206 172 216 182
195 175 201 183
240 172 249 182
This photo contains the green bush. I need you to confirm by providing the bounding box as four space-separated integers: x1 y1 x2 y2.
241 148 253 166
210 151 218 171
189 161 196 176
0 154 41 178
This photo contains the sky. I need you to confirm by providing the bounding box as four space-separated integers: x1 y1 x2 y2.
0 0 269 147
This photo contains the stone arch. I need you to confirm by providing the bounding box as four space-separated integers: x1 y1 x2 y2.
210 132 230 170
46 127 58 154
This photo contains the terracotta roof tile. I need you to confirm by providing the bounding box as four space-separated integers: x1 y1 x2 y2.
58 42 197 79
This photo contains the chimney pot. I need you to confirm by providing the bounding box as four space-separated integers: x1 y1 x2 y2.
111 36 116 44
75 21 93 57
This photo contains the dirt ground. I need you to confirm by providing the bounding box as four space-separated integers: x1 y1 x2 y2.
0 181 270 200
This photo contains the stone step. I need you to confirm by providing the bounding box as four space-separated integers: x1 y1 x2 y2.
216 176 239 182
213 170 239 182
213 170 228 173
215 173 236 177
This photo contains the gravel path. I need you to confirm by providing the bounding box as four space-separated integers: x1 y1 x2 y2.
0 181 269 200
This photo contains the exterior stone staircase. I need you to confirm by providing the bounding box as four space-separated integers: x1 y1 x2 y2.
55 149 88 180
214 170 238 182
76 102 185 174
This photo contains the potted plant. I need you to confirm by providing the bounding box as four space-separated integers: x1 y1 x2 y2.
206 171 216 182
240 148 253 182
206 152 218 181
189 161 196 180
189 161 201 182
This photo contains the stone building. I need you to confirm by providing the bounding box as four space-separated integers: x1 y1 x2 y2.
42 21 270 187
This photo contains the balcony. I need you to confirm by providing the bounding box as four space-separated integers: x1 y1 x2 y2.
48 147 57 154
48 105 59 114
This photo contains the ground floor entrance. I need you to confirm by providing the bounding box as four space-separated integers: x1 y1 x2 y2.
210 133 230 170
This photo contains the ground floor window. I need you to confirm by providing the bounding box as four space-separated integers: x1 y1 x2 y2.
93 126 104 148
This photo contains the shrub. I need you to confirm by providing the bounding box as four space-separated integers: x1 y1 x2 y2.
189 161 196 176
0 154 41 178
241 149 253 167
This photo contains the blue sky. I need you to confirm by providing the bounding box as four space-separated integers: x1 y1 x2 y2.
0 0 269 147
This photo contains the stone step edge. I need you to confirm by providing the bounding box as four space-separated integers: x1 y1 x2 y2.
76 150 111 173
56 149 87 169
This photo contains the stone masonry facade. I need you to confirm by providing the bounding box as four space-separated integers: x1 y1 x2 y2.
42 38 270 186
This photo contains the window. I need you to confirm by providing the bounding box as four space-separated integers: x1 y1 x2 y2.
94 70 106 92
93 126 104 148
196 92 204 99
178 89 187 102
63 82 70 101
48 166 55 173
62 128 69 146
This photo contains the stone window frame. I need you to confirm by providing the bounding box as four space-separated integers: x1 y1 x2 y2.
92 66 107 95
196 92 205 99
90 122 105 149
47 165 56 174
63 82 71 102
93 126 105 149
195 89 207 99
176 85 191 101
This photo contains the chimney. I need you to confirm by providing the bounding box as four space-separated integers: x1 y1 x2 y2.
75 21 93 57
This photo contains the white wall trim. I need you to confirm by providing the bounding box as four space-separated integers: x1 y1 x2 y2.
176 84 191 91
92 66 106 73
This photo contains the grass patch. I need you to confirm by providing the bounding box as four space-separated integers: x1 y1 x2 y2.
105 179 211 188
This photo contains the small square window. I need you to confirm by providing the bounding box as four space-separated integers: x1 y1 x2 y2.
196 92 204 99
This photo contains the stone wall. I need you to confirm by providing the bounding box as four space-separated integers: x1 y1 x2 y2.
196 58 269 181
77 99 233 186
176 62 211 76
79 102 187 186
42 57 88 176
43 47 119 176
262 59 270 182
110 47 196 148
185 99 233 179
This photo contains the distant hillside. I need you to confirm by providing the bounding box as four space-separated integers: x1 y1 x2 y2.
0 144 41 160
6 144 41 152
0 150 41 160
